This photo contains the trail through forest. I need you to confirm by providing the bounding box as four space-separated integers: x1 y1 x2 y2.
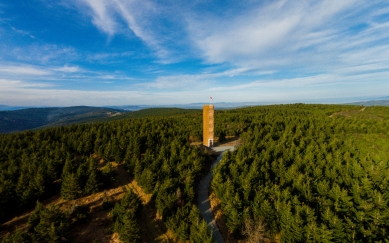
198 145 235 243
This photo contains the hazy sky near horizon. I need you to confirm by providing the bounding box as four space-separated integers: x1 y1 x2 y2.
1 0 389 106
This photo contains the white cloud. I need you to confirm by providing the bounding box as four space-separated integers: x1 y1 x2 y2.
0 66 51 75
86 51 134 62
2 67 389 106
145 67 276 90
78 0 389 72
1 43 79 65
0 63 136 90
0 79 52 89
77 0 189 62
147 74 211 89
186 0 360 67
0 79 159 106
11 26 35 39
53 65 82 73
207 70 389 94
80 0 117 36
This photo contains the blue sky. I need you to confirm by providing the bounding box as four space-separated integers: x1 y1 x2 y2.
1 0 389 106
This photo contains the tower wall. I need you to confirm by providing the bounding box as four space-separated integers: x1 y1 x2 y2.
203 105 214 147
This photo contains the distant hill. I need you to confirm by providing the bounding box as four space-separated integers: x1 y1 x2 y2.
347 99 389 106
107 102 269 110
0 105 33 111
0 106 125 134
108 107 201 120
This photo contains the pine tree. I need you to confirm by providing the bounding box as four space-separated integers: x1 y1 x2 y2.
190 220 214 243
61 155 75 178
120 189 141 215
138 169 155 194
119 212 140 243
32 205 69 242
84 170 100 195
28 201 44 229
61 173 81 200
1 228 31 243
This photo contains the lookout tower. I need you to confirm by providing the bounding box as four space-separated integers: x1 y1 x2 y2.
203 104 214 147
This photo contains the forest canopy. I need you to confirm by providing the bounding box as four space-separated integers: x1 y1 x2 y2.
212 104 389 242
0 109 220 242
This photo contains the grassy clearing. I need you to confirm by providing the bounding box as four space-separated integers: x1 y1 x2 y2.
330 106 389 120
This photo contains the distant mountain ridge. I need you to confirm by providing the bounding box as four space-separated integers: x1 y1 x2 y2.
346 99 389 106
1 102 254 112
0 106 124 134
107 101 269 110
0 105 37 111
3 96 389 112
0 106 204 134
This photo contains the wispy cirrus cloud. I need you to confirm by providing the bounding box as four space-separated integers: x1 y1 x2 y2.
0 78 164 106
0 64 86 79
146 74 211 90
10 26 35 39
53 65 82 73
145 66 276 90
186 0 389 77
0 65 51 76
187 0 357 66
0 79 52 89
77 0 389 77
207 71 389 97
78 0 186 62
80 0 117 36
0 63 135 92
74 0 164 64
0 43 79 65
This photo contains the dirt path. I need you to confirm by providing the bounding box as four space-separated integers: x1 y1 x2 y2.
198 145 236 243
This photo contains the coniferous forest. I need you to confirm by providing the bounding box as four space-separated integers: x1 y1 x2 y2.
213 104 389 242
1 104 389 242
0 111 217 242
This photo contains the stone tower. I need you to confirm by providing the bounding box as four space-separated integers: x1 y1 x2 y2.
203 105 214 147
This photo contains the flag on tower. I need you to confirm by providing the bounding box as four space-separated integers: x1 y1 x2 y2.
210 96 213 101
